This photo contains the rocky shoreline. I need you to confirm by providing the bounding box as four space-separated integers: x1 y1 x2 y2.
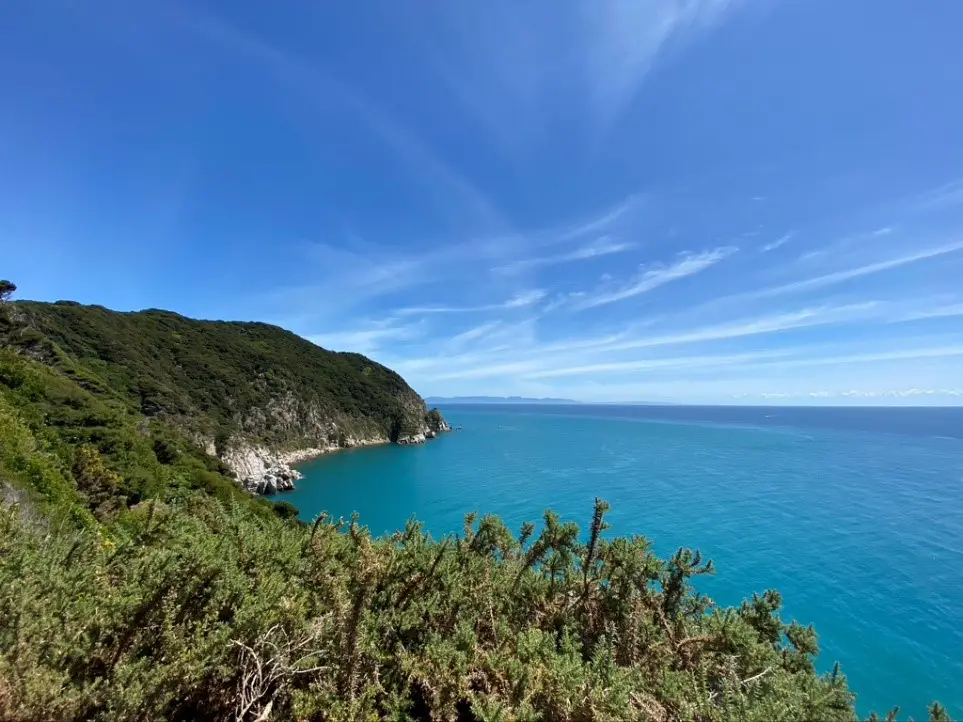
222 416 452 495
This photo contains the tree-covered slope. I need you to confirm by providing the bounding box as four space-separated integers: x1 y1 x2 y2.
13 300 436 449
0 324 283 525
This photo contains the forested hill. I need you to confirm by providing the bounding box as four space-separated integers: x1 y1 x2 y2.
11 300 438 450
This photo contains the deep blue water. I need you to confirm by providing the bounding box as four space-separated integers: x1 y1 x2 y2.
287 404 963 719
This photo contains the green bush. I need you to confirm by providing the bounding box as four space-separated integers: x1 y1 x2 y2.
271 500 302 520
0 496 890 722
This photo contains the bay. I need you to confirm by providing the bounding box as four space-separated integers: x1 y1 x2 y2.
286 404 963 719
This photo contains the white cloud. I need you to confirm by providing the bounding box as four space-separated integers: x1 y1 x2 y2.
424 338 963 383
447 321 502 344
908 179 963 213
597 302 881 353
495 236 636 274
396 289 546 316
756 345 963 370
759 388 963 400
571 247 737 309
584 0 742 133
307 321 424 354
523 348 794 379
416 0 745 148
388 301 884 381
743 240 963 301
549 195 642 243
892 303 963 323
385 299 963 394
504 289 547 308
761 232 794 252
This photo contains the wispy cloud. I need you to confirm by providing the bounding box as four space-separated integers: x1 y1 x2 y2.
742 241 963 301
307 320 424 354
571 247 737 309
523 348 795 379
891 302 963 323
598 302 881 353
504 289 547 308
758 388 963 400
549 195 642 243
396 289 546 316
585 0 744 133
156 1 513 235
736 344 963 371
447 321 503 345
908 179 963 214
263 191 650 325
495 236 636 274
761 232 794 252
537 343 963 381
414 0 745 149
422 334 963 383
385 298 941 385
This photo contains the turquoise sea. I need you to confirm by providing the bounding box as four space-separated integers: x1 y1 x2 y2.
287 404 963 719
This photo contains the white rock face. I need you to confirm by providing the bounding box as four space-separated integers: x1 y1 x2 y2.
220 445 303 495
219 412 451 495
220 436 392 495
397 432 426 445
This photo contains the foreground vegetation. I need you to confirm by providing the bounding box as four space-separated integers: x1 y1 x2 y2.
0 282 950 720
0 496 876 721
2 494 952 722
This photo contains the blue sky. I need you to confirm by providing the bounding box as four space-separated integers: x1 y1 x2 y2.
2 0 963 404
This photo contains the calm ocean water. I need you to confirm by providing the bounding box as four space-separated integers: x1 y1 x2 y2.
287 404 963 719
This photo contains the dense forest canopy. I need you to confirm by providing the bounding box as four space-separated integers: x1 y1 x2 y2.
13 300 434 447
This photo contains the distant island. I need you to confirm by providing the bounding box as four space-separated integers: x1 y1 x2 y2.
425 395 581 405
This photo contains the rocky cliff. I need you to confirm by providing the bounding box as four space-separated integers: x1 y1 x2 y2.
10 301 448 494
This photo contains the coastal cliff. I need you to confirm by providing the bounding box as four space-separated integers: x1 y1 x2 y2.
3 299 448 497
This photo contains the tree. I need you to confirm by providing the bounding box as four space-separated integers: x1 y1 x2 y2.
426 407 446 432
0 280 15 302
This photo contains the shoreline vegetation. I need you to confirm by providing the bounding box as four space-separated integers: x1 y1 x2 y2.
0 284 949 720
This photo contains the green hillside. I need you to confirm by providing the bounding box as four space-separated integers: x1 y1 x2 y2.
0 284 948 721
13 300 435 449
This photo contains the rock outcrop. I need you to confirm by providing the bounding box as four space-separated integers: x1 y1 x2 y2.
221 445 306 495
220 409 453 495
219 435 387 494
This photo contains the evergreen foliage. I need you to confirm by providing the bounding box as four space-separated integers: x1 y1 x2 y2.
427 408 447 432
0 496 873 722
13 300 433 446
